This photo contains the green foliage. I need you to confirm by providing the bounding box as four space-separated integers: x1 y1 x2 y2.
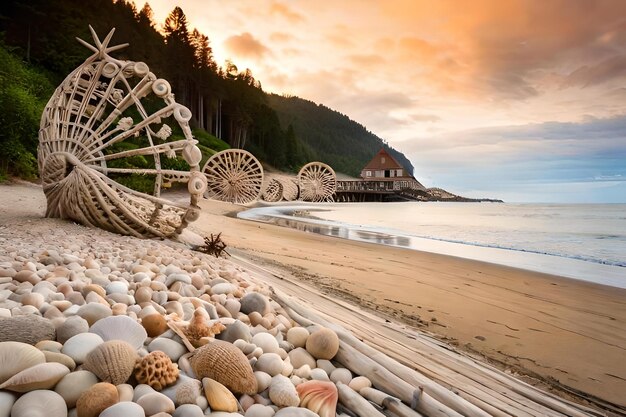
193 129 229 152
113 173 155 194
0 43 53 178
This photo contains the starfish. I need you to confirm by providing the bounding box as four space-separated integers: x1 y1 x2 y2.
76 25 128 59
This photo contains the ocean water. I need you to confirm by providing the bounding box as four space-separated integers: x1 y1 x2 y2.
238 202 626 289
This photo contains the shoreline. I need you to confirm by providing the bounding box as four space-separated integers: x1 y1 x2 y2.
237 203 626 289
191 197 626 409
2 183 625 413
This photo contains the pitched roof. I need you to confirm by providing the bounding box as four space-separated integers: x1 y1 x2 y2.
362 148 404 171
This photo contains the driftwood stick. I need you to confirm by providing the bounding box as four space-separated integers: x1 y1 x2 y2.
337 383 388 417
336 342 463 417
360 387 425 417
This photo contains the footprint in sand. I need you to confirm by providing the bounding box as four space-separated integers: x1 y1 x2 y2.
475 335 486 341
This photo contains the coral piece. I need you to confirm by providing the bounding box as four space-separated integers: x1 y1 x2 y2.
38 26 205 238
0 362 69 392
183 309 226 347
202 377 239 412
0 315 56 344
134 350 179 390
296 380 338 417
76 382 119 417
175 379 202 406
305 328 340 360
83 340 137 385
0 341 45 384
190 339 257 394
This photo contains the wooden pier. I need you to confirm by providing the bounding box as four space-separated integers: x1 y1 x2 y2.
335 180 427 202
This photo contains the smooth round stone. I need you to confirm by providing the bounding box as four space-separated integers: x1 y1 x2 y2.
56 316 89 344
240 293 270 316
54 370 99 408
0 391 17 417
316 360 336 376
148 337 186 362
61 332 104 363
117 384 134 402
100 401 145 417
224 299 241 316
274 407 318 417
245 404 275 417
76 303 111 326
218 319 252 343
137 392 175 415
211 282 237 295
286 327 309 348
251 332 279 354
310 368 330 381
106 281 128 295
254 371 272 393
172 404 204 417
349 375 372 392
330 368 352 385
133 384 157 402
165 273 191 287
255 353 283 377
288 348 316 369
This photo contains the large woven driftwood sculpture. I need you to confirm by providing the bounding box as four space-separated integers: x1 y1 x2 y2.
202 149 264 204
298 162 337 202
38 26 206 238
261 178 283 202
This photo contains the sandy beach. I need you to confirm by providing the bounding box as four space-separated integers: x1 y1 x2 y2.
1 182 625 415
187 197 626 409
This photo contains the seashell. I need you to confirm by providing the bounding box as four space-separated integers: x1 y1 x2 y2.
0 391 17 417
245 404 275 417
83 340 137 385
305 328 339 360
0 362 69 392
255 353 283 377
274 407 319 417
142 313 168 337
173 404 204 417
182 309 226 347
54 370 99 408
43 350 76 371
240 293 270 316
251 332 279 354
148 337 186 362
136 392 175 416
348 376 372 392
76 382 119 417
296 380 338 417
202 377 239 412
0 341 45 384
287 327 309 349
134 351 179 390
190 339 257 394
269 374 300 408
99 401 145 417
10 389 67 417
76 303 111 326
329 368 352 385
0 314 56 344
61 332 104 364
289 347 316 369
89 315 147 349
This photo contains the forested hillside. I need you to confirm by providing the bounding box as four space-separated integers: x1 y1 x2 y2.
0 0 412 179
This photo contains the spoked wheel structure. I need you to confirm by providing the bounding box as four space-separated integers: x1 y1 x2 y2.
262 178 283 202
202 149 264 204
298 162 337 202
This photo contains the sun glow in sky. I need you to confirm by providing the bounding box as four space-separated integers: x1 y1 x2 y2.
132 0 626 202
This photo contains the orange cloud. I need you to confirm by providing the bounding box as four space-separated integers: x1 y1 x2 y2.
270 2 304 23
223 32 270 59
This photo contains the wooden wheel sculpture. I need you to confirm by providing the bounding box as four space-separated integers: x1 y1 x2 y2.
202 149 264 204
298 162 337 202
278 178 299 201
262 178 283 202
38 26 206 238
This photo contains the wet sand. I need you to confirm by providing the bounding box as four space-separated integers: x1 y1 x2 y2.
190 198 626 409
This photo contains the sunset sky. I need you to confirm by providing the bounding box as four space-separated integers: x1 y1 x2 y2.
132 0 626 202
